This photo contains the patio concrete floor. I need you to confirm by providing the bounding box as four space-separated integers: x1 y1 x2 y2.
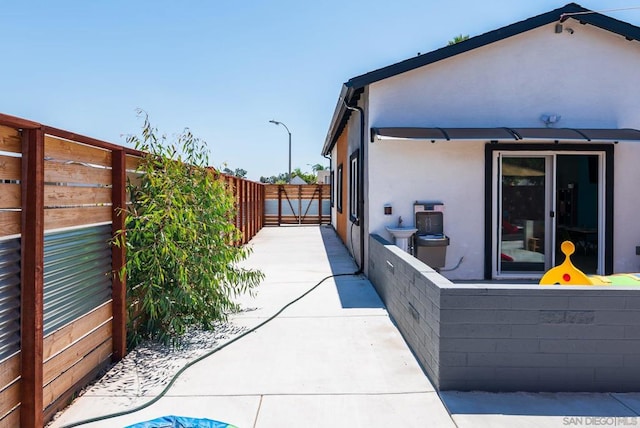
49 225 640 428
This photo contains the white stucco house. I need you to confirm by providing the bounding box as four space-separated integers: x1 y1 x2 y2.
322 3 640 281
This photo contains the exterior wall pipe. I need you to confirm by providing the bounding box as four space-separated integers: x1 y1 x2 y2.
322 153 332 227
322 153 332 177
343 100 365 274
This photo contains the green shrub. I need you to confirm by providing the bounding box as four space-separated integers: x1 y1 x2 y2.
119 114 263 346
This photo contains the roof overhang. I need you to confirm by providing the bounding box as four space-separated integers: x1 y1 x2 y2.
371 127 640 143
321 86 363 157
321 3 640 156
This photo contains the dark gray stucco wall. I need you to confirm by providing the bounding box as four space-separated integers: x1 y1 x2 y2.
368 234 640 392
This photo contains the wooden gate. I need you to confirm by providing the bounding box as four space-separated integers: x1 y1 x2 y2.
264 184 330 226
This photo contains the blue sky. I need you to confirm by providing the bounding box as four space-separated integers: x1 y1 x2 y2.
1 1 639 180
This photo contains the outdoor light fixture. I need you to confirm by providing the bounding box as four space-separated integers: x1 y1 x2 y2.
541 114 562 127
269 120 292 184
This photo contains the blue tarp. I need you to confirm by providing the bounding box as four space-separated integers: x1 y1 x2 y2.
125 415 237 428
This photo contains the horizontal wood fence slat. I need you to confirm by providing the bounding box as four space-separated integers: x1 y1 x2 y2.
0 211 20 237
0 378 20 421
42 338 112 414
44 135 112 167
44 206 112 231
0 354 20 389
43 302 112 361
43 321 112 387
44 185 112 207
0 406 20 427
0 353 20 423
44 162 112 186
0 155 20 180
0 183 20 209
0 125 21 153
125 154 142 172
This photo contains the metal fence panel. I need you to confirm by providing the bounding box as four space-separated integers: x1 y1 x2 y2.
43 224 112 335
281 199 298 216
0 238 21 362
264 199 279 215
321 200 330 215
269 199 331 217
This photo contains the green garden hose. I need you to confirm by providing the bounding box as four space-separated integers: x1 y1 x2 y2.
59 272 359 428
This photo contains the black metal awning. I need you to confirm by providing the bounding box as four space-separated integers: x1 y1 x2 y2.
371 127 640 143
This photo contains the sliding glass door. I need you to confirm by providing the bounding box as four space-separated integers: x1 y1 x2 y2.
494 152 603 278
498 155 550 275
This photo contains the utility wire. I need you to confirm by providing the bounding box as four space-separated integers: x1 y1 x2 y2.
561 6 640 21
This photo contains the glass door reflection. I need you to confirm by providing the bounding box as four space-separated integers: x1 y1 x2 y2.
499 156 547 274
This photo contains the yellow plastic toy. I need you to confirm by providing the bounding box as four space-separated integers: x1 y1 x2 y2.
540 241 640 286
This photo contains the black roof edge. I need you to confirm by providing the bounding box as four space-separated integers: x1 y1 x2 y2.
346 3 587 90
322 2 640 156
321 86 363 156
566 7 640 41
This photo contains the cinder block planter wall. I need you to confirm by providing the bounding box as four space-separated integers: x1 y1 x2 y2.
368 234 640 392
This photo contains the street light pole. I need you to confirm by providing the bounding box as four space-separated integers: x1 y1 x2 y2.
268 120 291 184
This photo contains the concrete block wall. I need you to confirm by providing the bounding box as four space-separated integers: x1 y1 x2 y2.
368 234 640 392
368 234 451 387
438 286 640 391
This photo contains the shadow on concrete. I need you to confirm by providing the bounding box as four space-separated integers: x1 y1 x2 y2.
333 278 384 309
440 391 640 417
319 225 384 309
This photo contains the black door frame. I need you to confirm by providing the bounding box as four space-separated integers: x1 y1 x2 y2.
484 143 614 279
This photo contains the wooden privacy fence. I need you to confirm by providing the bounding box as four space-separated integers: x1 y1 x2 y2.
0 113 264 428
263 184 330 226
220 174 264 245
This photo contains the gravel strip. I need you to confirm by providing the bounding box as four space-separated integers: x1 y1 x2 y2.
47 320 248 426
86 322 247 398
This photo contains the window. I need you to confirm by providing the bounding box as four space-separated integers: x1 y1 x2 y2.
336 164 343 213
349 150 359 224
330 170 334 207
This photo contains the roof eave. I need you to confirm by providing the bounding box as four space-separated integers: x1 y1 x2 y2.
321 85 364 156
565 9 640 41
321 85 349 156
345 3 586 90
323 3 640 157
